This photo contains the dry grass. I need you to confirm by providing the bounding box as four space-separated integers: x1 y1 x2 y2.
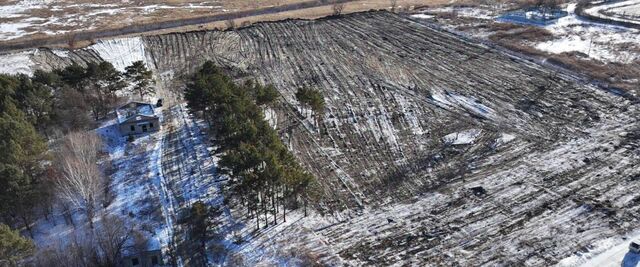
2 0 454 45
491 36 640 92
103 0 457 39
489 26 554 42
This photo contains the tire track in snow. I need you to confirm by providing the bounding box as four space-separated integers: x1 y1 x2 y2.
156 108 185 267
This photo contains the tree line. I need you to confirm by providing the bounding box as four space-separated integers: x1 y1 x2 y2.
0 60 154 266
185 62 321 231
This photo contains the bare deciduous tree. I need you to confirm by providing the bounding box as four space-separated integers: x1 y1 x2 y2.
225 19 236 29
67 34 78 49
95 215 134 267
55 132 105 228
332 3 345 16
390 0 398 12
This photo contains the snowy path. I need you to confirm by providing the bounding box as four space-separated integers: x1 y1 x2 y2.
160 104 247 265
559 230 640 267
161 105 210 266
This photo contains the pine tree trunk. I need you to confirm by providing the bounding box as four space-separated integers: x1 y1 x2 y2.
283 196 287 222
263 194 268 227
272 193 277 225
87 204 95 229
255 207 259 230
21 214 34 239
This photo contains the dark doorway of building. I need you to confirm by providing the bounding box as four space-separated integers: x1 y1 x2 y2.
142 125 148 132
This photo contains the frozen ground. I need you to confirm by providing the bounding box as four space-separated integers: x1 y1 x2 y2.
0 0 228 41
5 11 640 266
585 0 640 24
560 231 640 266
0 36 148 75
30 114 172 260
0 50 34 75
90 37 147 72
536 3 640 63
410 3 640 64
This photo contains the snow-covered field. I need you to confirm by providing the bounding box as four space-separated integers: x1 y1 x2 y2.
0 50 35 75
411 3 640 64
536 3 640 63
0 0 227 40
0 36 149 75
559 229 640 267
89 37 148 72
425 6 497 20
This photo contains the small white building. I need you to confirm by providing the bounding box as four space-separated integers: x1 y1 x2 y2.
116 101 160 136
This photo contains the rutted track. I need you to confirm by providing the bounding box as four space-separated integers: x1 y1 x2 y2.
161 105 224 266
141 12 640 265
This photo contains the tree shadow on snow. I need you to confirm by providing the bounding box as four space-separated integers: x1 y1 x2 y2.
622 251 640 267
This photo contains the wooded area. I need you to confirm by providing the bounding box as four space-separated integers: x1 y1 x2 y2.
0 61 154 266
185 62 319 230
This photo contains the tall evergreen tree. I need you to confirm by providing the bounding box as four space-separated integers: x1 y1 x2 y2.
85 62 126 119
187 201 222 259
0 75 46 237
14 74 54 132
125 61 154 100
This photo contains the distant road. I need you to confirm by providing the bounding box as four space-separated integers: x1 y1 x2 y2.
0 0 354 53
574 1 640 30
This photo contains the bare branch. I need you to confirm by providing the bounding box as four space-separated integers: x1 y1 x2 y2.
55 132 105 227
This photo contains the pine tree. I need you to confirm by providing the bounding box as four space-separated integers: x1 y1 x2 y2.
0 75 47 238
295 87 325 130
187 201 222 259
14 74 54 131
0 223 35 266
254 84 279 106
125 61 154 100
85 62 126 119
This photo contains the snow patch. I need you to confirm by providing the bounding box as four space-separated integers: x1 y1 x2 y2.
0 51 35 75
443 129 482 145
87 37 147 72
535 3 640 63
558 229 640 267
411 13 434 19
497 133 516 146
51 49 69 58
264 108 278 129
426 6 496 20
431 90 495 120
0 21 35 40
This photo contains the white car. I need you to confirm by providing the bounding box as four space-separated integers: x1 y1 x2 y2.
629 241 640 254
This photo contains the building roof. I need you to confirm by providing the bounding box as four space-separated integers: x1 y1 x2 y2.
116 101 157 124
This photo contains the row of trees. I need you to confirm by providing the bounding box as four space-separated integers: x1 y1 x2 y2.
185 62 318 230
